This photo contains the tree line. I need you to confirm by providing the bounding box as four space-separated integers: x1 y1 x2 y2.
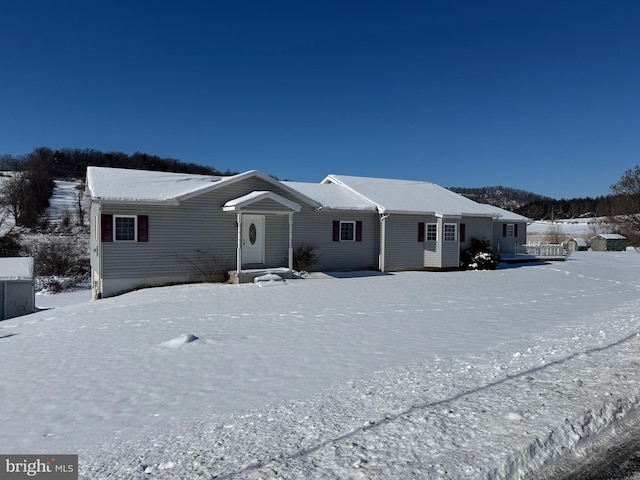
0 147 234 230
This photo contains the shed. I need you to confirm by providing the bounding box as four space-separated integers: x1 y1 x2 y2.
566 237 588 251
590 234 628 252
0 257 36 320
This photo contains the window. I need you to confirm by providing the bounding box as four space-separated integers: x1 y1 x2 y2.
426 223 437 242
341 221 355 241
101 214 149 242
444 223 457 242
333 220 363 242
115 216 136 241
504 223 517 238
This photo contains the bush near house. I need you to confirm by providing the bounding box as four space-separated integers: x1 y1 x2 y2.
292 243 319 273
460 238 501 270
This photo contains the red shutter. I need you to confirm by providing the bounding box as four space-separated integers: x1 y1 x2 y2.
356 221 363 242
503 224 507 237
333 221 340 241
137 215 149 242
101 214 113 242
460 223 466 242
418 222 425 242
514 223 518 238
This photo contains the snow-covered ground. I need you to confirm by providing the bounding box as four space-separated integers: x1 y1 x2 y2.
2 251 640 478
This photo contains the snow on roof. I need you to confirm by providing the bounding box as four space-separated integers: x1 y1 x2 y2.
595 233 627 240
323 174 503 217
0 257 35 280
487 205 531 223
283 182 377 211
572 237 589 246
223 191 301 212
86 167 224 203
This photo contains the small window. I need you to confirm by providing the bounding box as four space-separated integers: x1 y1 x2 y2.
115 216 136 241
444 223 457 242
340 221 355 241
506 224 515 238
426 224 437 242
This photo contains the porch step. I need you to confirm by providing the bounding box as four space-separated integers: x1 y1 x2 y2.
228 268 299 284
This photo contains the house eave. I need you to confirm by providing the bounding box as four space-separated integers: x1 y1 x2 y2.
89 197 181 206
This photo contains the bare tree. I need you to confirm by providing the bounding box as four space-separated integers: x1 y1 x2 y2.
609 166 640 245
0 172 29 225
75 182 86 226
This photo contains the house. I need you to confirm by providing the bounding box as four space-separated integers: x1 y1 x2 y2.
566 237 589 251
0 257 36 320
590 233 628 251
86 167 530 299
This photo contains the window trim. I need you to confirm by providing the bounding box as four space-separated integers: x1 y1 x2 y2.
444 223 457 242
339 220 356 242
114 215 138 242
426 223 437 242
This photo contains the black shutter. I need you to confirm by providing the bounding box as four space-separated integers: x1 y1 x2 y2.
356 221 363 242
418 222 425 242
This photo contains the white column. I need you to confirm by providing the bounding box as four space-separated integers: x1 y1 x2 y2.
236 212 242 273
288 213 293 272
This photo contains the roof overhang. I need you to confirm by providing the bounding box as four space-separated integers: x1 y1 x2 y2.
223 191 301 214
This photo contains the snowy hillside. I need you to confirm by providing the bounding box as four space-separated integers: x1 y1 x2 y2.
2 251 640 478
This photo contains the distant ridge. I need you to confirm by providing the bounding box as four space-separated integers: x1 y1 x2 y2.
449 186 552 211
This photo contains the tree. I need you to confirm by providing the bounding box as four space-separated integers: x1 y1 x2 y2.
609 166 640 245
0 172 30 225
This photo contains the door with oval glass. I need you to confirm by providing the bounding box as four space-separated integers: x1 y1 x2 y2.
241 214 265 265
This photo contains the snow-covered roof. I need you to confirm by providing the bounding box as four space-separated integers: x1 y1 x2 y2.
571 237 589 247
594 233 627 240
487 205 531 223
223 191 301 212
86 167 224 204
283 182 377 211
0 257 35 281
86 167 321 207
322 174 503 217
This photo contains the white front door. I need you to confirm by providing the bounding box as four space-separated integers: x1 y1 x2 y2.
242 214 265 265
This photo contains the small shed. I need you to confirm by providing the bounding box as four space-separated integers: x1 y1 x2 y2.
590 234 628 252
0 257 36 320
566 237 589 251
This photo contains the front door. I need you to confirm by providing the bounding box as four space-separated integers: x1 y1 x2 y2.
242 214 265 265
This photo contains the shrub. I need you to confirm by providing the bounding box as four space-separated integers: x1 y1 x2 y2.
292 243 319 273
460 238 501 270
0 233 22 257
23 236 89 276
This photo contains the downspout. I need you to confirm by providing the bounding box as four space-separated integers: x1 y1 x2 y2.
379 213 389 272
236 212 243 274
288 213 293 273
95 202 103 300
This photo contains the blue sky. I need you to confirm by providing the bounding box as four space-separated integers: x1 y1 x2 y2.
1 1 638 199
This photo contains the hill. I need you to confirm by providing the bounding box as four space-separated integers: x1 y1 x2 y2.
450 185 619 221
449 186 552 210
0 147 235 179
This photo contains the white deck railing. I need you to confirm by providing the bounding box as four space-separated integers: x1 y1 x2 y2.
515 243 568 258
